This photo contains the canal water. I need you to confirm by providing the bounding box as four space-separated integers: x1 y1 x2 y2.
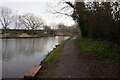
1 36 69 78
0 39 2 79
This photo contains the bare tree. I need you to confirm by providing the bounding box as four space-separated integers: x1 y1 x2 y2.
0 7 13 29
14 12 23 29
19 13 44 30
47 0 75 18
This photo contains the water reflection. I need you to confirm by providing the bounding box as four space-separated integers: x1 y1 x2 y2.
2 36 69 78
0 39 2 79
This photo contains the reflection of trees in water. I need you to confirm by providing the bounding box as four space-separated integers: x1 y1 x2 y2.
56 36 67 44
2 39 13 61
2 37 68 61
16 38 43 56
2 38 53 60
58 37 64 43
0 39 2 59
22 38 47 56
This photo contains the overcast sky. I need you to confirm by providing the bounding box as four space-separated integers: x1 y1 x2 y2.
0 0 75 28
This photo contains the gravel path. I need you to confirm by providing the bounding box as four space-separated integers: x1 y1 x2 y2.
44 38 119 78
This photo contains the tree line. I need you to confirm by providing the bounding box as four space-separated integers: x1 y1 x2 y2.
54 0 120 43
73 1 120 43
0 7 79 36
57 23 79 35
0 7 44 30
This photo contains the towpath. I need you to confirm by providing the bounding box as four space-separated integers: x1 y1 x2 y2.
38 38 119 78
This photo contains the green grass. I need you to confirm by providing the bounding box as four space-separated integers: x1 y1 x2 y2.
36 38 69 78
76 36 119 61
2 33 19 37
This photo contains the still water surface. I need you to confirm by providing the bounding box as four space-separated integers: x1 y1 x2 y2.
0 39 2 79
2 36 69 78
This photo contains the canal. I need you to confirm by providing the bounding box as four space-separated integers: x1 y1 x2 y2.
1 36 69 78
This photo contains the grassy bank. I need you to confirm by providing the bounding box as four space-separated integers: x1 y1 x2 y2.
76 36 119 61
1 33 55 38
36 38 69 78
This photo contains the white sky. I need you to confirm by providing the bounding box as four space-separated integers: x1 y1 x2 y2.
0 0 75 28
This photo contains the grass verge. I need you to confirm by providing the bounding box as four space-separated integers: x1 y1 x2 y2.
76 36 119 61
2 33 19 37
36 38 70 78
1 33 55 38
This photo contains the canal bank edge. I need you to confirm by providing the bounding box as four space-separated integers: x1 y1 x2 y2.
35 37 71 78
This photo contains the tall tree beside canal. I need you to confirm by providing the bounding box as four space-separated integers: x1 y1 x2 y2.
73 1 120 42
0 7 14 29
49 0 120 43
19 13 44 30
